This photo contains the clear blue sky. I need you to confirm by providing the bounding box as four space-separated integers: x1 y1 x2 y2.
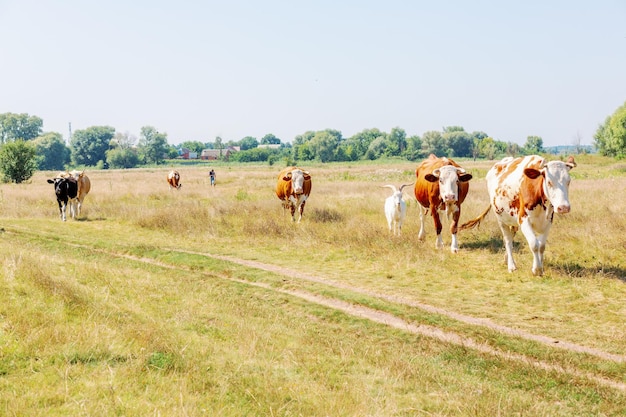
1 0 625 147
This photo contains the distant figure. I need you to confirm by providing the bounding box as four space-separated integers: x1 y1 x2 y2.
209 169 216 186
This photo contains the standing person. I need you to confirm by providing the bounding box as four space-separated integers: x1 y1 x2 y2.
209 169 216 186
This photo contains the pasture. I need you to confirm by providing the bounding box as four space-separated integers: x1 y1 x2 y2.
0 156 625 416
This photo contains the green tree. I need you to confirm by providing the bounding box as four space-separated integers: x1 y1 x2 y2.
523 136 544 155
260 133 281 145
386 127 407 157
506 141 522 156
345 128 383 159
443 129 472 157
421 130 446 156
309 130 342 162
405 134 423 161
0 113 43 143
292 131 317 161
239 136 259 151
179 140 205 154
71 126 115 166
478 137 498 159
138 126 169 165
106 147 139 168
32 132 70 170
365 136 387 160
594 101 626 158
0 140 37 183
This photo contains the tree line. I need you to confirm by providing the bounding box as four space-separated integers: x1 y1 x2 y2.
0 101 624 183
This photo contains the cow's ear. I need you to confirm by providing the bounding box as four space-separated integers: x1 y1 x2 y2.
565 156 576 169
459 173 473 182
424 173 438 183
523 168 542 179
47 179 55 184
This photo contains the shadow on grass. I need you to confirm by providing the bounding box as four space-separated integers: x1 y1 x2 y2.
465 237 626 282
462 236 521 254
550 261 626 283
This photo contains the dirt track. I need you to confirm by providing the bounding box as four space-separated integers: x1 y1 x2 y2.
32 235 626 392
165 249 625 392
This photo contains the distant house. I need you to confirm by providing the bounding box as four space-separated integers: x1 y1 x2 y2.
178 148 199 160
201 147 238 161
257 144 281 150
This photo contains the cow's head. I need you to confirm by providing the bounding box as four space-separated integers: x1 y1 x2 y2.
524 156 576 214
283 169 310 195
425 165 472 203
47 177 78 199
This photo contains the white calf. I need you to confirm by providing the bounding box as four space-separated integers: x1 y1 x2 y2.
382 183 413 236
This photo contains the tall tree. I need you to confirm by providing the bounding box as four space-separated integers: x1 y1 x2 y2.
113 132 137 150
405 134 423 161
594 101 626 158
421 130 446 156
33 132 70 170
0 140 37 183
523 136 544 155
309 130 342 162
260 133 281 145
345 128 383 159
386 127 407 157
0 112 43 143
443 129 473 157
138 126 169 165
239 136 259 151
71 126 115 166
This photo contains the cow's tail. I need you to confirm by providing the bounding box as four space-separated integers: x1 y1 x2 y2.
460 205 492 231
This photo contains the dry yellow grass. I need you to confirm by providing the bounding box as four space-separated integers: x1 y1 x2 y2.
0 157 625 415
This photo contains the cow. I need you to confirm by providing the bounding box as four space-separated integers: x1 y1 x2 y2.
382 183 413 236
414 154 473 253
62 170 91 217
275 166 312 222
47 176 78 221
58 171 91 217
461 155 576 276
167 170 182 190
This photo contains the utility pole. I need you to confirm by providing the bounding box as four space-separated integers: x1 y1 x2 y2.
68 122 72 145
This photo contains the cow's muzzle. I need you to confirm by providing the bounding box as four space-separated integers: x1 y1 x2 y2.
556 204 570 214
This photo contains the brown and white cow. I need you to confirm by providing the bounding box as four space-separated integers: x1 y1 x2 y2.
275 166 312 222
414 154 473 252
461 155 576 276
167 170 182 190
69 170 90 216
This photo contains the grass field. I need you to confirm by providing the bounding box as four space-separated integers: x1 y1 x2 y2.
0 155 624 416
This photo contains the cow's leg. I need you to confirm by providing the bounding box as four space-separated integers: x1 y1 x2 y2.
499 222 517 272
69 199 77 219
430 208 443 249
59 199 67 222
448 204 461 253
297 198 308 222
432 210 443 249
521 221 550 276
418 206 427 241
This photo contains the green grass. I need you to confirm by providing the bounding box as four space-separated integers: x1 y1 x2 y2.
0 158 625 415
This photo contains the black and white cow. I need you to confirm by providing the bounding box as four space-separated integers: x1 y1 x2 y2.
47 176 78 221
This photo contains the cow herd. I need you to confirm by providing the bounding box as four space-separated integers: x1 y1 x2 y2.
46 154 576 276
